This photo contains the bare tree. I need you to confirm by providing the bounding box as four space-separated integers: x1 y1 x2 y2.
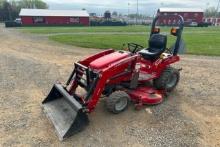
0 0 48 21
205 7 219 17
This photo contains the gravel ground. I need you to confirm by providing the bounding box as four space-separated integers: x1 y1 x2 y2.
0 24 219 147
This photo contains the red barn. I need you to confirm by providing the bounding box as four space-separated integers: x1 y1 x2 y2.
157 8 204 26
19 9 90 26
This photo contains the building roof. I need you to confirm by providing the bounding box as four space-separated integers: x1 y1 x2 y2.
19 9 89 17
159 8 204 13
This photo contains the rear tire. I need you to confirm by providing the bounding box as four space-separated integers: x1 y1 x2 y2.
106 91 130 114
153 67 180 92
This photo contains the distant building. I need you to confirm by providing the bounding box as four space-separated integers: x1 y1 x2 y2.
19 9 90 26
104 10 111 19
157 8 204 26
204 17 220 26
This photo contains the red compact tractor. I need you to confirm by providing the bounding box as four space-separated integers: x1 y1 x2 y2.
42 15 184 140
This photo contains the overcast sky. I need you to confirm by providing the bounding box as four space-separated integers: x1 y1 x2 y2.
44 0 220 16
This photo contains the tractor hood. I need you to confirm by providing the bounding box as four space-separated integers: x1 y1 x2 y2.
89 51 130 70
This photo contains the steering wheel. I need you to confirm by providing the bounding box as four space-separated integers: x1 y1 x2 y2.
127 43 144 53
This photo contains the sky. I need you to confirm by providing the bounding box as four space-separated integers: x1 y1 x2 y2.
44 0 220 16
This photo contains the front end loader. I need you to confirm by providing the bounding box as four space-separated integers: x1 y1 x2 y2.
42 14 185 140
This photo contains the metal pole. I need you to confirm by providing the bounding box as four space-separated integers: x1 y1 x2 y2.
136 0 139 25
128 3 129 16
215 0 220 25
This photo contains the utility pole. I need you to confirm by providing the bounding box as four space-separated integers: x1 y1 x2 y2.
136 0 139 25
127 2 130 24
215 0 220 25
128 2 130 16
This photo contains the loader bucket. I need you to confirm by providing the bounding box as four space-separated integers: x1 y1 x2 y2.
42 84 89 141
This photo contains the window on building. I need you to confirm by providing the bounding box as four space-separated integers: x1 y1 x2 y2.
33 16 45 24
164 13 167 15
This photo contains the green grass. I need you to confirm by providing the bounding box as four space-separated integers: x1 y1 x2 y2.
21 26 149 34
22 25 220 34
49 33 220 56
21 26 220 56
50 34 146 49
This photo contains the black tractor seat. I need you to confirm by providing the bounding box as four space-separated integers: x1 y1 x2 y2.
139 34 167 61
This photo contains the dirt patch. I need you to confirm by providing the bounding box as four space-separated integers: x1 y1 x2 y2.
0 24 219 147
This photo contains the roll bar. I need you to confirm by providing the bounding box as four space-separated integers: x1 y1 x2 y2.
150 15 184 55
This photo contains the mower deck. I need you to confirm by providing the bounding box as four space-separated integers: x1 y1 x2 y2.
128 87 163 105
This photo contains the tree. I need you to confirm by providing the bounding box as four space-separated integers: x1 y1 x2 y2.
17 0 48 9
0 1 6 21
205 7 219 17
0 0 48 21
9 0 21 20
0 1 13 21
112 11 118 17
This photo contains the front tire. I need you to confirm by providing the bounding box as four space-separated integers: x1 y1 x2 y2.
153 67 180 92
106 91 130 114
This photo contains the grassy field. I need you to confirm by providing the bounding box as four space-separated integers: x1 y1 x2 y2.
22 26 220 56
21 26 148 34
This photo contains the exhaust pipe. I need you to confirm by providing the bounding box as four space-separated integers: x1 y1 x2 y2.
42 84 89 141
